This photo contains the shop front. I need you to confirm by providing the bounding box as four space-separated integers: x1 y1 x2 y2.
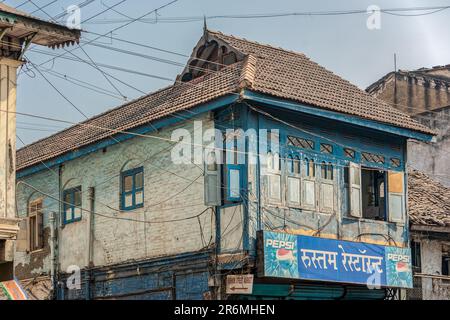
244 231 413 300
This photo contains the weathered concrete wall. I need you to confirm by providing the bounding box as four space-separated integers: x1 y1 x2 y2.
368 71 450 187
370 73 450 116
15 169 59 279
408 107 450 187
15 114 216 281
419 239 450 300
0 59 20 221
60 251 210 300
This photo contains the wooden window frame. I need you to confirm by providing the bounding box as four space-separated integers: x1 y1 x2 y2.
63 187 83 224
120 167 144 211
28 199 44 252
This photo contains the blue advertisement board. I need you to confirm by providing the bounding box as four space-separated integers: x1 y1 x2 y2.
262 231 413 289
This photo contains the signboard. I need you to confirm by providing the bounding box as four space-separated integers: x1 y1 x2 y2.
226 275 254 295
259 231 413 289
0 279 28 300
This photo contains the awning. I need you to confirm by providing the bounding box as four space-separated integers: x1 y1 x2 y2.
238 283 387 300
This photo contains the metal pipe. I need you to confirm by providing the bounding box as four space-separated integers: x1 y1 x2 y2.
86 187 95 300
49 211 56 294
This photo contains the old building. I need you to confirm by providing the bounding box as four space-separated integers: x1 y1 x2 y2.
407 170 450 300
367 66 450 187
14 29 434 300
0 3 79 299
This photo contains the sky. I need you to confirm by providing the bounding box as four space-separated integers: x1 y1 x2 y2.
6 0 450 145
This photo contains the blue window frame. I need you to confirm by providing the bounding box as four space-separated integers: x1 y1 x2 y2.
225 164 243 202
121 167 144 210
63 187 82 225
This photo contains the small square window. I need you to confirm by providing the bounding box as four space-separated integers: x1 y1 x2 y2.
287 136 315 150
391 158 401 168
320 143 333 154
344 148 356 159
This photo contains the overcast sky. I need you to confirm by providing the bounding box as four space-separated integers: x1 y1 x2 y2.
7 0 450 145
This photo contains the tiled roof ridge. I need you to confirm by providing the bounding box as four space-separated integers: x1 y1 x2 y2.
16 61 244 170
207 29 307 58
209 29 399 103
239 54 257 89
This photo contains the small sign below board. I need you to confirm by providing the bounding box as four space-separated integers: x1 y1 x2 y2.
226 275 254 295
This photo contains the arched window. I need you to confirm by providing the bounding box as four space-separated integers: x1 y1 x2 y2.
321 161 327 179
307 159 315 177
287 156 294 174
273 153 281 171
206 152 218 172
327 163 334 180
294 156 300 174
267 152 273 170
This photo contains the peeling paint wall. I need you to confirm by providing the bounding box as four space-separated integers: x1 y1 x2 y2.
416 238 450 300
409 107 450 187
246 110 409 252
15 114 215 284
368 73 450 187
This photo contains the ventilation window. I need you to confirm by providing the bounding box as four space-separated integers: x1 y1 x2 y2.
391 158 401 168
344 148 356 159
287 136 315 150
362 152 385 164
320 143 333 154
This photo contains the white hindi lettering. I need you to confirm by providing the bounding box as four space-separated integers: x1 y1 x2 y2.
300 249 338 270
338 245 384 274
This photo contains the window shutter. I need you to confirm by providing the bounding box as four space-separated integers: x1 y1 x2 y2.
302 179 316 210
388 171 405 223
16 218 29 252
37 212 44 249
349 162 362 218
204 157 222 206
319 182 335 213
226 164 242 202
287 176 301 207
267 173 282 203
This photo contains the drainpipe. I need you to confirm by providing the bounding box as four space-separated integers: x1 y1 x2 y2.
49 211 56 295
86 187 95 300
56 164 63 300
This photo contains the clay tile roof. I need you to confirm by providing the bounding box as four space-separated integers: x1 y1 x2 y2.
208 30 434 136
16 30 434 171
16 61 243 171
408 170 450 227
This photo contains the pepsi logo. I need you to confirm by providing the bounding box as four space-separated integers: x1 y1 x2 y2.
266 239 295 250
276 248 295 262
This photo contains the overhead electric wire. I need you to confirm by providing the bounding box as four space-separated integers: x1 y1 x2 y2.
83 5 450 24
22 0 181 74
28 60 89 118
18 180 212 225
75 44 127 99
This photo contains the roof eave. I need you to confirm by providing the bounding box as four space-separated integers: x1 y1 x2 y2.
243 89 436 141
0 10 81 47
411 224 450 234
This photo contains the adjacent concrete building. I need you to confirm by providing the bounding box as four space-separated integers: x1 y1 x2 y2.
0 3 79 294
367 66 450 187
407 170 450 300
